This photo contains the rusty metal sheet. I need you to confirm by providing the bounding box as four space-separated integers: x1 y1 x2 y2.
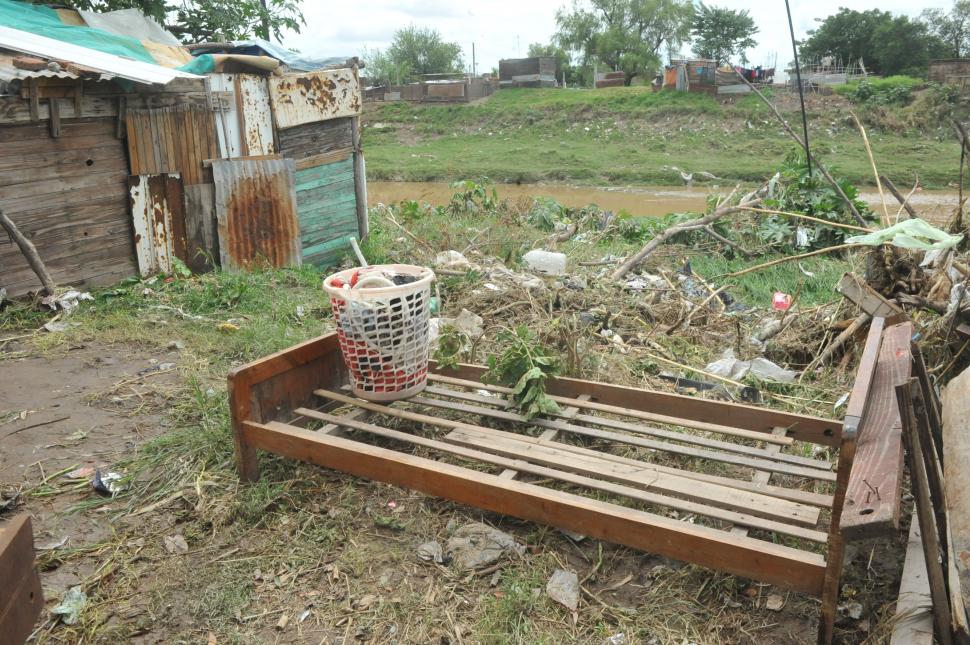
129 173 186 276
269 67 361 129
211 157 301 271
210 73 275 157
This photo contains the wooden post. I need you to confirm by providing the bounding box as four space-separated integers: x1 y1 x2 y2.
351 114 368 241
0 208 56 296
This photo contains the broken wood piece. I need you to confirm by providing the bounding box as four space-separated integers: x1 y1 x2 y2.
942 365 970 624
0 514 45 644
840 321 910 540
837 273 904 318
810 313 871 370
0 207 56 296
890 512 935 645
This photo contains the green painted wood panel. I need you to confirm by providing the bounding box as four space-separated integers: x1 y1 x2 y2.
293 155 359 267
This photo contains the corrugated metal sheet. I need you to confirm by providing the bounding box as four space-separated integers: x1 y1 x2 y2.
269 67 361 130
0 25 200 85
211 157 302 270
209 73 275 157
129 173 185 276
126 106 220 185
294 155 359 266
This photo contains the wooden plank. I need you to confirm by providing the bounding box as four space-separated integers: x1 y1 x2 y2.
183 183 217 273
499 394 587 479
442 424 820 527
423 384 818 466
891 513 935 645
943 364 970 624
427 373 795 446
0 515 44 645
405 394 835 481
841 321 911 540
242 418 828 596
294 148 352 170
48 98 60 138
295 408 827 543
838 273 904 318
731 427 787 538
898 380 955 645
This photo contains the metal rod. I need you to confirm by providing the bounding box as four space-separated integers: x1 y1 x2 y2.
785 0 812 178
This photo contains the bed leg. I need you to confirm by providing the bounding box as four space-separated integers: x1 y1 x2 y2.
229 374 260 482
234 432 260 482
818 426 858 644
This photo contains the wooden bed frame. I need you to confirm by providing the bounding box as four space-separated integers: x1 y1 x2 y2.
229 317 910 644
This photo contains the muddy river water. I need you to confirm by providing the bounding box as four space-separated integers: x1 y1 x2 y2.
368 181 959 223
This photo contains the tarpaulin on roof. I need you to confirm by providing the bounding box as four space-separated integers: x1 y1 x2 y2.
0 0 157 64
191 38 350 72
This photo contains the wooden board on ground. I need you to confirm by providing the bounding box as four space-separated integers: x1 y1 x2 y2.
891 512 935 645
0 515 44 645
838 273 904 318
841 321 911 540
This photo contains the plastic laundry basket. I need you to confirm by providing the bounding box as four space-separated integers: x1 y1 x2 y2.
323 264 436 401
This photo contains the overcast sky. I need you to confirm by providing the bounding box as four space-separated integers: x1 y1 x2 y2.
281 0 952 76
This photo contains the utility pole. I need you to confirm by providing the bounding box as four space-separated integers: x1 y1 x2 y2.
258 0 270 41
472 42 476 77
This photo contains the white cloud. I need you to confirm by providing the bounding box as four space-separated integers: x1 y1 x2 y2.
281 0 951 76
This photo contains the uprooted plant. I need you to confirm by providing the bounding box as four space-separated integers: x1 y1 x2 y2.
484 325 561 420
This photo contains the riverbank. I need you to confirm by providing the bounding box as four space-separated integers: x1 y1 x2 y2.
361 87 960 189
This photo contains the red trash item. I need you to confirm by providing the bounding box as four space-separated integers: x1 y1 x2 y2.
772 292 793 311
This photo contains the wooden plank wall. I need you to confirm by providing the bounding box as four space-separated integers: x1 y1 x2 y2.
125 105 219 185
278 117 360 267
0 117 135 296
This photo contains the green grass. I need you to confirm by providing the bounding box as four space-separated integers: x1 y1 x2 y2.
363 86 960 188
833 75 925 96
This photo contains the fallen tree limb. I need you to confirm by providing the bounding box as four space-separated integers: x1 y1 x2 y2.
732 69 868 227
703 226 752 258
807 312 871 371
0 207 56 296
611 199 759 280
851 112 891 227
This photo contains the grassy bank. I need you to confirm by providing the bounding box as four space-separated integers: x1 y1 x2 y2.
362 86 960 188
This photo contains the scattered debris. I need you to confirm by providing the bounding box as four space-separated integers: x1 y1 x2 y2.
434 250 478 271
35 535 69 551
51 586 86 625
546 568 580 612
163 534 188 554
43 320 80 333
416 540 445 564
771 292 793 312
765 594 785 611
523 249 567 275
167 340 185 351
91 470 125 496
445 522 525 569
704 349 797 383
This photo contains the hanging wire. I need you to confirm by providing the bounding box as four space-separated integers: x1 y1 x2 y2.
784 0 813 177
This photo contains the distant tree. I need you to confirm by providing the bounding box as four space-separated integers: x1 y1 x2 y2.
799 8 894 70
872 16 948 76
922 1 970 58
67 0 304 42
555 0 694 84
364 26 464 85
691 3 757 64
527 42 581 84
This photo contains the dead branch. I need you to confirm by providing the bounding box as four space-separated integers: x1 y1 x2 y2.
851 112 890 227
703 226 752 258
739 206 872 232
0 207 55 296
611 199 759 280
807 313 870 371
879 175 918 220
732 69 868 227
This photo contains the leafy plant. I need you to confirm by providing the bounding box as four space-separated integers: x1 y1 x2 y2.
449 178 500 215
762 150 876 249
433 324 466 370
484 326 561 420
526 197 567 231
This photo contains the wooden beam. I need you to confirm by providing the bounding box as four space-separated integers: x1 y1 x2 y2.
837 273 904 318
48 98 60 138
242 419 828 596
351 115 368 240
890 512 935 645
0 208 56 296
731 427 788 538
841 321 911 540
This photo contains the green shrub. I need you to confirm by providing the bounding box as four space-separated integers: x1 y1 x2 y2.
835 75 923 105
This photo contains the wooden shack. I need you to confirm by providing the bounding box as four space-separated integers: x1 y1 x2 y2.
0 11 367 298
929 59 970 89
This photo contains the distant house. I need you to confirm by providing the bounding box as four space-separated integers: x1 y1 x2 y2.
0 0 367 297
929 59 970 90
499 57 557 88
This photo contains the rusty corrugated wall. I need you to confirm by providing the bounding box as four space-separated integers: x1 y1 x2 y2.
128 173 186 276
268 67 362 129
210 157 301 271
